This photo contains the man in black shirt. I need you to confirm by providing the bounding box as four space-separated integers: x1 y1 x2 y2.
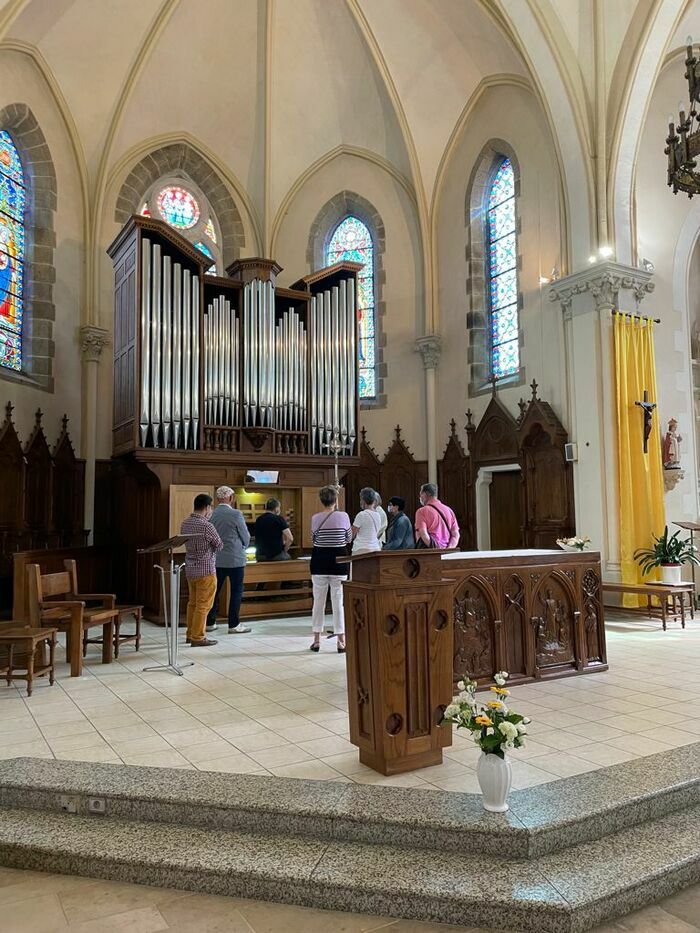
254 498 293 561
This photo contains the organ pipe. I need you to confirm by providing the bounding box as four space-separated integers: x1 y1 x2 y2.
129 229 356 456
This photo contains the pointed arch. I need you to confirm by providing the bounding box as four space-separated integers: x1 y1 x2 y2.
308 190 386 407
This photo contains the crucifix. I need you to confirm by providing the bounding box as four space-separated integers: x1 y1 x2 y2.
634 390 657 454
323 434 351 490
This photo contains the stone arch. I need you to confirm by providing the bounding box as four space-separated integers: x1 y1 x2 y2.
114 142 245 266
0 103 57 392
307 190 387 409
465 139 524 396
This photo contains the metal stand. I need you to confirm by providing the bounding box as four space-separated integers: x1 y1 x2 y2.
139 535 200 677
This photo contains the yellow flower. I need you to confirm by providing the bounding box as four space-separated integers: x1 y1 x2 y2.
475 715 493 727
487 700 505 710
491 686 510 696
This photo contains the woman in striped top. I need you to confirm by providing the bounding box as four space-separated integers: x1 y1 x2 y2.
309 485 352 653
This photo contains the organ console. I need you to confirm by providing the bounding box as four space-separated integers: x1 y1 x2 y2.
108 216 361 460
107 216 362 619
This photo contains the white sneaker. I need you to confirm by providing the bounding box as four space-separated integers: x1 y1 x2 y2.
206 623 218 632
228 624 251 634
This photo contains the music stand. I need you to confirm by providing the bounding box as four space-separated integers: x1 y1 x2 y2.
674 520 700 609
138 534 202 676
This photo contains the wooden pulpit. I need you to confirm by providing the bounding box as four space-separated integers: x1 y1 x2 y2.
341 550 456 775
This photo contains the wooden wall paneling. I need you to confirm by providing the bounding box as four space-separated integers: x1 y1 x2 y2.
343 428 381 518
380 426 426 511
0 403 25 534
517 382 575 547
452 573 499 685
22 409 53 548
52 416 87 546
438 421 471 549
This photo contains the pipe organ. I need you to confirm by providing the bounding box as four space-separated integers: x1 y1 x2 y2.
108 217 361 461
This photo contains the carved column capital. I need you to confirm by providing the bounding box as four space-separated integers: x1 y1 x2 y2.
415 334 442 370
549 261 655 316
79 325 111 362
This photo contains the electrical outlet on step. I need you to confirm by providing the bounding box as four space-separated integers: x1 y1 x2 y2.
87 796 106 815
58 795 79 814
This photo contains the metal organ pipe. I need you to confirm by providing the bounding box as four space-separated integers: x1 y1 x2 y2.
150 244 162 448
139 240 151 447
161 255 172 448
182 268 192 448
191 274 200 448
172 262 182 449
347 277 357 453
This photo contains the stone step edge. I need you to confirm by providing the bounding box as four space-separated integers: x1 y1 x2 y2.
2 752 700 859
2 804 700 933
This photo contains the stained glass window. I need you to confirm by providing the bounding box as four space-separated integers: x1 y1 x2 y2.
0 131 25 371
326 216 375 398
156 185 200 229
487 159 519 379
204 219 216 243
194 241 216 275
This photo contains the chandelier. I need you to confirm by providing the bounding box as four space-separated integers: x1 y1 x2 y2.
666 40 700 197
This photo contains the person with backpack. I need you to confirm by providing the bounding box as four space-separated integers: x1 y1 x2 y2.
414 483 460 550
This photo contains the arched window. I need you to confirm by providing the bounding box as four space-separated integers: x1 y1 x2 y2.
326 216 376 399
486 159 519 379
0 131 25 371
140 178 220 275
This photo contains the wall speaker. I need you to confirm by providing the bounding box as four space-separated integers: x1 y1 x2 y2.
564 442 578 462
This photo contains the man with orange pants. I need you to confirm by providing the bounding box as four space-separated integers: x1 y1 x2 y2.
180 493 222 647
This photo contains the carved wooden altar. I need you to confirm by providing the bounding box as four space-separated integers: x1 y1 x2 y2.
444 550 606 687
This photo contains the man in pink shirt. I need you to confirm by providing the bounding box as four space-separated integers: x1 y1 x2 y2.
414 483 460 549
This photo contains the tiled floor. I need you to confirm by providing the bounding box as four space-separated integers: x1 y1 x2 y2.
1 612 699 792
0 866 698 933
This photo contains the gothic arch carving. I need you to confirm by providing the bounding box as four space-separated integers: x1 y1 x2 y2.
465 139 523 395
114 142 245 266
307 190 387 408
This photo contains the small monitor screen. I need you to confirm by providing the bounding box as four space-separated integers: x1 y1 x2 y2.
245 469 279 484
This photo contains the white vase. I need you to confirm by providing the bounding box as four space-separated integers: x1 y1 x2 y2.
661 564 682 586
476 751 512 812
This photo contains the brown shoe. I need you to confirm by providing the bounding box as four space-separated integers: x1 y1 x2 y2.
190 638 218 647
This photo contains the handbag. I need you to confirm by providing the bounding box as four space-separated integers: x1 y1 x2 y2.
415 504 450 549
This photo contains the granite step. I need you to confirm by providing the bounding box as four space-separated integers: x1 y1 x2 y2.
1 746 700 858
0 801 699 933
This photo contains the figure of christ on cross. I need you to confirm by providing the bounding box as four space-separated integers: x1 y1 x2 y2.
634 390 657 454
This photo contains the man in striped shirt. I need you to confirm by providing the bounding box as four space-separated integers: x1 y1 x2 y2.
180 493 223 647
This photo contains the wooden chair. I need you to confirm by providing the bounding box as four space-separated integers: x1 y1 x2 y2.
26 560 119 677
0 626 57 696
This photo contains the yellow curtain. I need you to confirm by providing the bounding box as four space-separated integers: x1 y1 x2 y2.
613 315 666 600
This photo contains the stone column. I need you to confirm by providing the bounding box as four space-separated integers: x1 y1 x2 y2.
415 334 442 485
79 325 110 544
549 261 654 577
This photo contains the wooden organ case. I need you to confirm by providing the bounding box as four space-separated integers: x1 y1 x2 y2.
107 216 361 616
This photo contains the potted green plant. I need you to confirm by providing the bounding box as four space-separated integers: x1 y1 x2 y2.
633 525 699 585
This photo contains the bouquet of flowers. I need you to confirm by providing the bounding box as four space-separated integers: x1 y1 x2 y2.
556 535 591 552
441 671 530 759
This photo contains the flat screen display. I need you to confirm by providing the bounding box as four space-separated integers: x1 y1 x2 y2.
245 470 279 484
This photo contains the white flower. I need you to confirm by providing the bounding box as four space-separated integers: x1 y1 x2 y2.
494 670 509 686
498 721 518 740
457 680 466 691
516 723 528 735
522 717 531 725
444 704 460 718
486 727 494 736
505 739 515 750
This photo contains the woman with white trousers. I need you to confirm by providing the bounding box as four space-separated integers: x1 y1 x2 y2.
309 485 352 653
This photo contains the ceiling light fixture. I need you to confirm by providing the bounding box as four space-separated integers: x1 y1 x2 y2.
666 37 700 197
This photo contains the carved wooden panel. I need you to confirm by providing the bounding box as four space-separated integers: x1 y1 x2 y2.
468 396 519 465
582 567 605 664
453 576 497 683
532 572 577 670
438 422 471 549
502 572 528 677
0 404 24 531
52 418 86 544
24 410 53 537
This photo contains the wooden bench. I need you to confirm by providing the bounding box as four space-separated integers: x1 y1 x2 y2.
602 581 695 630
0 627 58 696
